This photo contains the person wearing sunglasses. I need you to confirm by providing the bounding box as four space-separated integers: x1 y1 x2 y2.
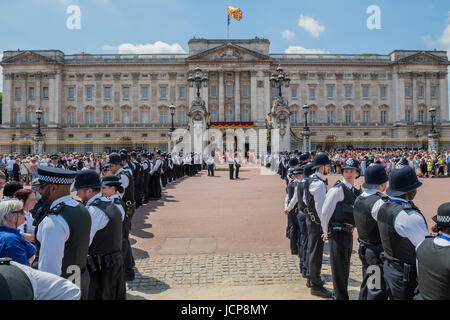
0 198 35 266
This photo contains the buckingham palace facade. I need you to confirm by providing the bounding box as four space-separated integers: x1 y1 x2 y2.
1 37 449 154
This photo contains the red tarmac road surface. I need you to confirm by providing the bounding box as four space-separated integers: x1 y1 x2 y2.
129 167 449 258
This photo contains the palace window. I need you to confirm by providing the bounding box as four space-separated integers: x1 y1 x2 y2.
104 87 111 99
226 110 233 122
405 86 411 98
309 110 316 123
86 111 93 124
327 86 334 98
178 111 186 124
68 87 74 100
309 87 315 99
104 111 111 124
327 111 334 124
68 112 75 125
29 87 35 100
226 85 233 98
210 85 217 98
123 111 130 124
210 111 217 122
141 87 148 99
15 87 21 100
291 111 298 124
291 87 297 98
123 87 130 99
345 87 352 98
380 87 386 99
160 111 167 124
380 111 387 124
363 111 370 123
141 111 149 124
179 87 185 99
362 86 369 98
345 110 352 124
86 87 93 99
405 110 411 122
241 110 249 122
160 87 167 99
242 85 249 98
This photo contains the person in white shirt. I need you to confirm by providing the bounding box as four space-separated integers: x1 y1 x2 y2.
0 257 81 300
227 152 235 180
303 152 333 298
321 157 361 300
374 165 429 300
207 152 216 177
234 152 241 179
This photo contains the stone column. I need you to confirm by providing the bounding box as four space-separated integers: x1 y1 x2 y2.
439 71 449 121
112 73 121 122
398 74 405 123
264 70 271 116
202 71 209 111
391 68 399 123
2 73 13 126
412 73 417 122
219 70 224 121
250 71 257 122
426 73 431 110
22 73 28 124
234 71 240 121
48 71 58 127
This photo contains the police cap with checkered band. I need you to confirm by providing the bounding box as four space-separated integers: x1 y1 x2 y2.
35 165 77 187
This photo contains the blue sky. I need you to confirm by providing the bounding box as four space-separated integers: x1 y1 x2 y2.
1 0 449 92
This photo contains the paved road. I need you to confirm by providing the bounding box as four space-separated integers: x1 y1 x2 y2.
127 165 449 299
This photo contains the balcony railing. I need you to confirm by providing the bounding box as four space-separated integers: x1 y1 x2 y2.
270 53 390 63
64 54 189 64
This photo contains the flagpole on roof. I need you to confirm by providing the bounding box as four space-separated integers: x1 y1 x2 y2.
227 5 230 40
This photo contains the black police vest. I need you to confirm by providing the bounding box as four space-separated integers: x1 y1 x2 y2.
286 180 299 213
304 174 327 220
296 181 307 213
143 160 150 175
34 202 91 279
89 198 123 256
416 237 450 300
118 169 134 205
132 161 141 180
329 182 361 228
0 258 34 300
162 159 168 172
353 193 385 247
377 201 426 265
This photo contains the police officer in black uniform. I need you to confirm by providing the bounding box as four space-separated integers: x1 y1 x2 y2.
321 157 361 300
140 153 151 203
105 153 136 282
32 166 91 299
376 165 429 300
150 150 162 200
284 157 301 254
48 154 63 168
130 152 142 209
353 163 389 300
297 162 314 278
160 153 168 188
415 202 450 300
304 152 333 298
167 154 174 183
72 170 126 300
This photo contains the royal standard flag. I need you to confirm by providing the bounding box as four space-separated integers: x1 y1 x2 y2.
227 6 243 24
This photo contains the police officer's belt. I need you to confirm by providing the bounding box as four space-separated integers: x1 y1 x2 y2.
380 252 416 283
358 238 383 252
87 250 122 273
304 208 321 224
329 222 354 233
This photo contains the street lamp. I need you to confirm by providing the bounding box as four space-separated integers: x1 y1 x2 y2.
429 107 436 134
35 108 43 137
169 104 176 132
270 66 290 98
188 66 208 99
302 103 310 132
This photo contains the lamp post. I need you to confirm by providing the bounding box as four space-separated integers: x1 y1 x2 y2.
34 108 44 154
169 104 176 132
35 108 43 138
302 103 311 153
188 66 208 99
270 66 290 98
427 107 439 152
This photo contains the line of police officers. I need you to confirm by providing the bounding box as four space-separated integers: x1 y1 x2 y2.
0 149 202 300
283 151 450 300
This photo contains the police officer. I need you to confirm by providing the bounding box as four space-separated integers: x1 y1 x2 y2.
353 163 389 300
73 170 125 300
150 151 162 200
130 152 142 209
228 152 235 180
234 152 241 179
415 202 450 300
297 162 314 278
101 175 126 221
105 153 136 282
207 152 215 177
285 166 304 255
48 155 63 168
0 257 81 300
321 157 361 300
376 165 429 300
140 153 151 203
160 153 168 188
32 166 91 299
303 152 333 298
167 154 174 183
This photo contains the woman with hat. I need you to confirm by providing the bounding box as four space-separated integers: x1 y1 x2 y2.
353 163 389 300
415 202 450 300
321 157 361 300
101 175 125 221
0 198 35 266
376 165 429 300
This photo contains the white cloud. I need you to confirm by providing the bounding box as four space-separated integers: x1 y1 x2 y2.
102 41 186 54
423 35 438 47
440 25 450 50
284 46 328 54
281 30 295 41
298 14 325 38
